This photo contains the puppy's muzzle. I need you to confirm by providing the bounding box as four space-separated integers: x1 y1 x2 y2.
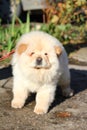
36 57 42 65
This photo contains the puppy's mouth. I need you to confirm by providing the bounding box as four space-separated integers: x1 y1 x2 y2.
34 65 51 69
34 66 43 69
31 56 51 69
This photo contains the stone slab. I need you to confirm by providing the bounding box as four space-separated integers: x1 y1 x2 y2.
69 47 87 65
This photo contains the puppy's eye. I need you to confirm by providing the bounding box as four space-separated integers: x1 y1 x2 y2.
31 52 34 55
44 53 48 55
30 52 35 56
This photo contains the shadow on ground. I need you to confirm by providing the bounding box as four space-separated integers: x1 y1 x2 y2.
0 65 12 79
70 68 87 93
50 68 87 110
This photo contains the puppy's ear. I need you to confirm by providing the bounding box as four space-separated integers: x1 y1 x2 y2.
54 46 62 56
17 44 28 54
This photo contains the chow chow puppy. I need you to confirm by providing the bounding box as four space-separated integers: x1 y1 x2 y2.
11 31 73 114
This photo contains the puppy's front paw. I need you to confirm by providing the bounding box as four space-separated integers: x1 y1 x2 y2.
34 106 47 115
11 99 24 109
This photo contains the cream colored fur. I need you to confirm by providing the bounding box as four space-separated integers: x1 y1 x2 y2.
11 31 73 114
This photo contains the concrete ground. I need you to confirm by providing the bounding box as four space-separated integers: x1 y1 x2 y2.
69 47 87 65
0 47 87 130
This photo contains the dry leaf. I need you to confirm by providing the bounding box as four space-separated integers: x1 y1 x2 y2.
55 111 72 118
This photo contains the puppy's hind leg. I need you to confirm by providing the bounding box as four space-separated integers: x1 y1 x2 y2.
59 71 74 97
61 84 74 97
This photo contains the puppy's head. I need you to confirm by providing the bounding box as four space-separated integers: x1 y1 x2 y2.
17 43 62 69
17 43 51 69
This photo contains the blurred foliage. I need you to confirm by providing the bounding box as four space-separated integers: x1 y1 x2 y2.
40 22 87 44
44 0 87 25
40 0 87 44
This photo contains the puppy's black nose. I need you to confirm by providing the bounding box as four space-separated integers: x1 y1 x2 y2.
36 57 42 65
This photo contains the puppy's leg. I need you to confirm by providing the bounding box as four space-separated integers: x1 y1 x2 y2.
60 69 74 97
11 79 28 108
61 84 74 97
34 85 56 114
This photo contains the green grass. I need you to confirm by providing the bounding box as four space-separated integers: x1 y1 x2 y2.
0 11 30 58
